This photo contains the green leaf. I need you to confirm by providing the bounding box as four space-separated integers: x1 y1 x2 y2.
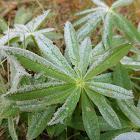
113 62 140 128
0 74 7 94
14 8 33 24
89 41 106 64
91 0 108 8
0 16 8 32
43 32 63 40
73 9 102 27
34 34 77 79
100 128 132 140
111 0 133 9
113 63 131 90
8 117 18 140
84 42 134 80
48 87 81 125
86 82 133 99
82 90 100 140
120 57 140 71
64 21 80 76
26 10 50 31
117 100 140 128
0 101 21 117
54 123 66 136
1 47 75 82
85 88 121 129
46 125 55 136
112 12 140 45
4 82 74 101
28 105 56 140
79 37 92 78
111 35 128 49
102 12 113 50
87 73 113 83
77 12 104 42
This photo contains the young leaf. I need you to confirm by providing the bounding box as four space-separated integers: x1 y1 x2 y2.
112 12 140 45
26 10 51 32
8 117 18 140
91 0 108 8
84 42 134 81
85 88 121 129
34 34 77 79
113 63 140 128
82 90 100 140
28 105 56 140
64 21 80 76
79 37 92 78
111 0 133 9
1 46 75 82
86 82 133 99
4 82 74 101
48 87 81 125
43 32 63 40
102 12 113 50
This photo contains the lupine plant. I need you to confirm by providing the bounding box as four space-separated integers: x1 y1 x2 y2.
0 1 140 140
74 0 140 49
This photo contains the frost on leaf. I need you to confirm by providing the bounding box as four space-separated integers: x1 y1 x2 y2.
26 10 51 32
48 87 80 125
34 34 77 79
87 82 133 99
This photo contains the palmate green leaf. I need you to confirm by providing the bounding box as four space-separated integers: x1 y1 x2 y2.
102 12 113 50
113 63 140 128
87 73 113 84
111 0 133 9
8 117 18 140
0 17 8 32
84 42 134 81
100 128 132 140
77 11 104 42
112 12 140 45
48 87 81 125
82 90 100 140
64 21 80 77
85 88 121 129
34 34 77 79
4 82 74 101
79 37 92 78
26 10 50 32
1 46 75 82
14 7 33 24
86 82 133 99
28 105 56 140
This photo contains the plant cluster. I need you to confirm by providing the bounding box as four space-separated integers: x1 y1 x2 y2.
0 0 140 140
